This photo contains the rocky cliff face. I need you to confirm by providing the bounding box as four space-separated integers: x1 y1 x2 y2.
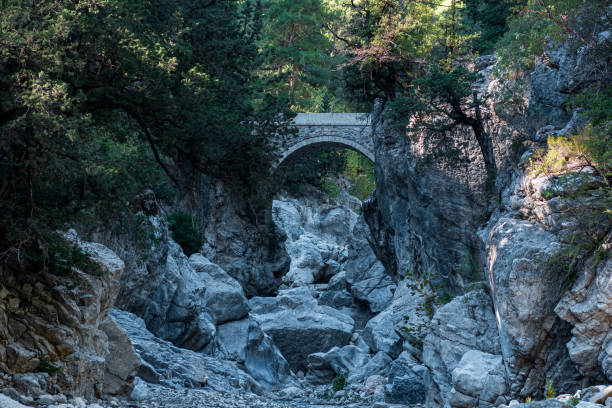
366 36 611 405
480 155 610 398
0 231 138 399
185 178 290 297
364 56 526 292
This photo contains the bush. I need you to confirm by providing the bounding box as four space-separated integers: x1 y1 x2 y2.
25 232 102 276
168 212 204 256
545 379 556 399
332 372 347 392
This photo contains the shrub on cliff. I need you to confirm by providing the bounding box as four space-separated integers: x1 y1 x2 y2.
168 212 204 256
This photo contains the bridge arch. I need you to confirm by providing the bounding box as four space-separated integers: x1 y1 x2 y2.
273 113 376 168
276 136 375 168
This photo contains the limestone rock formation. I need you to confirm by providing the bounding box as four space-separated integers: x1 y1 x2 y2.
99 317 140 397
0 231 130 398
249 287 355 372
205 317 294 387
423 289 502 407
449 350 507 408
556 255 612 381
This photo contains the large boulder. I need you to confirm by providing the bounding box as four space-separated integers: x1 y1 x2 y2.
484 217 582 397
113 223 250 352
344 222 396 313
362 309 402 359
282 235 326 286
449 350 508 408
207 318 293 387
385 352 428 405
422 289 502 408
100 317 140 397
249 287 355 372
305 344 370 384
110 309 262 394
114 230 217 351
348 351 393 384
188 254 250 324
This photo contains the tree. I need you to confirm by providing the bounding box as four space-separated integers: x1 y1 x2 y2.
260 0 334 109
387 66 497 193
328 0 438 101
0 0 285 265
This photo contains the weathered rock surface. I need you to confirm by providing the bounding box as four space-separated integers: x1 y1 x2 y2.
188 254 250 324
529 40 608 128
249 287 355 372
556 255 612 381
192 180 290 297
480 137 610 396
109 309 266 393
205 317 294 387
483 216 581 397
109 220 218 351
423 289 502 407
99 318 140 396
449 350 507 408
0 231 129 398
272 194 394 318
344 222 396 314
384 351 428 405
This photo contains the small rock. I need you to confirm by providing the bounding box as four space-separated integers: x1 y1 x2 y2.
71 396 87 408
54 394 67 403
577 402 604 408
509 400 520 406
129 378 148 401
36 394 55 405
279 386 302 399
589 387 612 405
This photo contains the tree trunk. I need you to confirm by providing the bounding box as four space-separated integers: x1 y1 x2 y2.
471 91 497 195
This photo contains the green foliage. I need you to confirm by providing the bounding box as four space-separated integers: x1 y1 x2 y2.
526 135 591 176
168 212 204 256
321 176 342 198
0 0 289 265
345 150 376 200
545 379 556 399
24 232 102 277
569 396 580 406
279 147 375 201
332 371 347 392
278 146 347 195
570 86 612 180
259 0 337 111
463 0 517 54
387 66 497 195
496 0 609 75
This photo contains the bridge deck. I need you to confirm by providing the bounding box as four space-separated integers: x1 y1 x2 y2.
292 113 370 126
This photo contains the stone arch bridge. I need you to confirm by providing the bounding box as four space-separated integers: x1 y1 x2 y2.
274 113 375 167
